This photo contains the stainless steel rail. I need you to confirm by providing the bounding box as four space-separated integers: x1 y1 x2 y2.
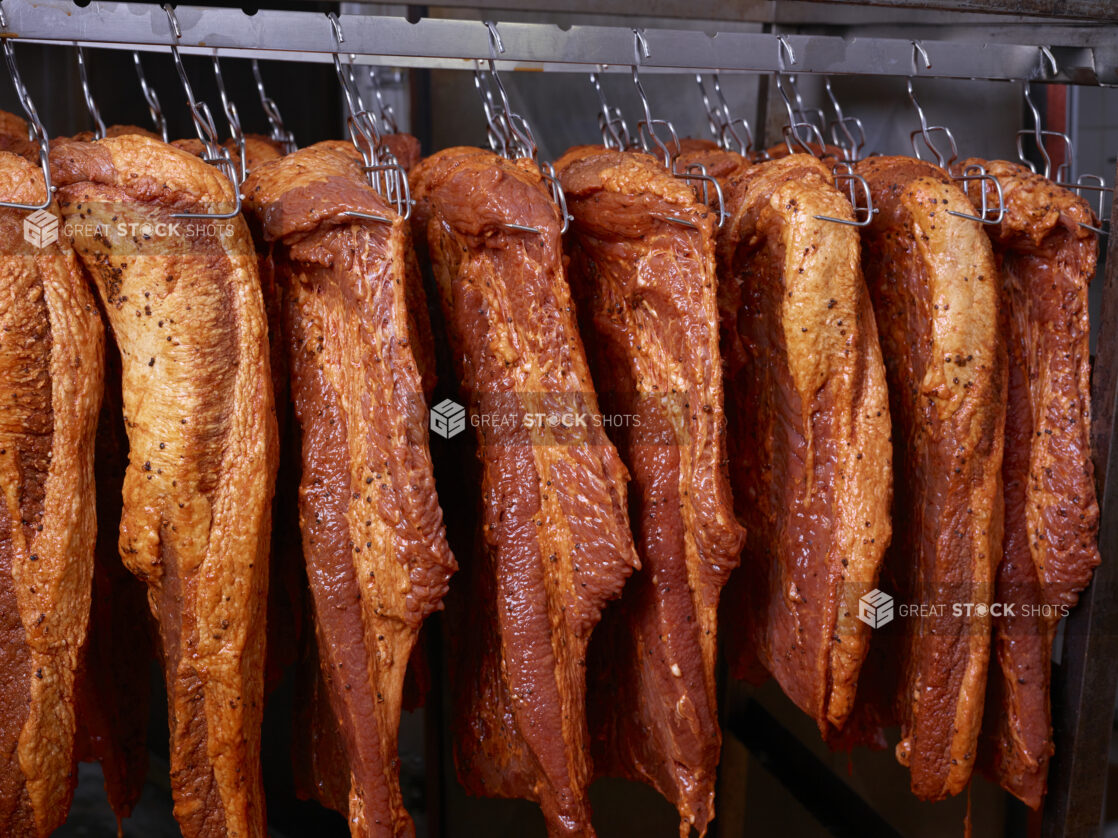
1 0 1113 83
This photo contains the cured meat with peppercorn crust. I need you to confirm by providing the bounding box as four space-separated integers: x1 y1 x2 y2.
411 146 640 838
0 150 104 838
41 126 159 825
50 133 278 838
555 146 745 838
960 158 1100 809
243 141 455 837
852 155 1006 800
262 137 438 821
176 126 303 702
713 154 892 737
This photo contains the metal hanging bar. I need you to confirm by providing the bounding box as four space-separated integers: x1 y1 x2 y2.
696 73 754 157
329 9 409 217
824 77 866 162
907 41 960 169
628 29 728 229
674 161 729 228
0 0 52 211
471 21 570 234
900 42 1005 225
211 53 246 182
163 4 241 219
772 36 879 227
787 74 827 140
1014 46 1115 236
132 51 168 142
696 74 726 145
481 21 539 163
366 67 400 136
814 163 877 227
950 163 1007 225
631 28 679 168
0 0 1099 83
1016 46 1070 181
251 59 296 154
75 45 106 139
590 69 631 152
712 74 754 157
329 11 401 226
473 67 511 157
777 36 828 156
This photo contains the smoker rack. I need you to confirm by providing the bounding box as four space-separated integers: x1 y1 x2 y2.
4 0 1117 835
2 0 1115 82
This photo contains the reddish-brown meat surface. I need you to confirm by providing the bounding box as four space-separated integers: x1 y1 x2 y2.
411 147 640 837
961 158 1100 808
68 125 161 143
555 146 744 838
291 625 352 815
244 142 454 837
173 133 284 174
851 155 1006 800
675 144 753 191
51 134 278 838
765 140 846 167
73 339 154 826
0 111 37 162
714 154 892 736
0 150 104 837
381 134 422 174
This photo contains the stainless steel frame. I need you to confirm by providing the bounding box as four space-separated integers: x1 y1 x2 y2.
2 0 1114 83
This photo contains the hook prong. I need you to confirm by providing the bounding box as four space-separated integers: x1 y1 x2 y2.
911 40 931 74
485 20 505 56
1039 45 1058 78
777 35 796 71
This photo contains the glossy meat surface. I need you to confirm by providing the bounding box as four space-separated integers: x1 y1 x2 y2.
962 158 1100 808
51 134 278 838
852 155 1006 800
714 154 892 735
555 146 744 838
244 141 455 837
411 147 640 837
0 151 104 837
